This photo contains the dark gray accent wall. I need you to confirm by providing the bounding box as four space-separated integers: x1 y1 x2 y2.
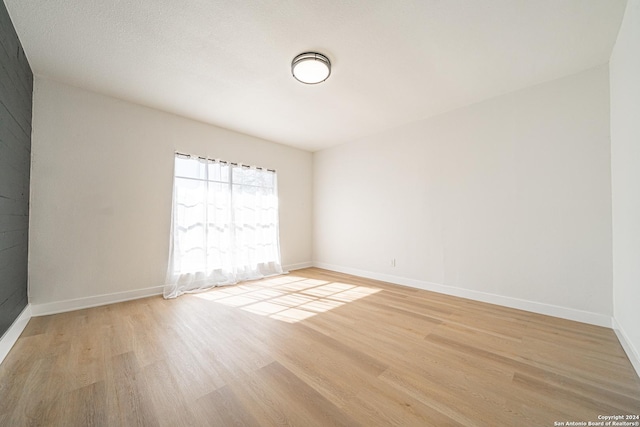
0 1 33 338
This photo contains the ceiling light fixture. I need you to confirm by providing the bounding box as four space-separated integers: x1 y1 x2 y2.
291 52 331 84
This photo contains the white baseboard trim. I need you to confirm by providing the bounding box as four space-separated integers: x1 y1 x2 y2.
31 286 164 317
612 318 640 377
313 262 612 328
283 261 313 271
0 304 32 366
28 265 314 318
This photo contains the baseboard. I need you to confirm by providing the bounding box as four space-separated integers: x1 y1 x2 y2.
612 318 640 377
29 265 313 317
313 262 612 328
31 286 164 317
283 261 313 271
0 304 32 366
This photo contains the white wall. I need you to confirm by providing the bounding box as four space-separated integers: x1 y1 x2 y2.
29 78 312 307
314 65 613 324
610 0 640 373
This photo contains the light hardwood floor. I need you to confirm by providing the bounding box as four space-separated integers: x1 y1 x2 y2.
1 268 639 426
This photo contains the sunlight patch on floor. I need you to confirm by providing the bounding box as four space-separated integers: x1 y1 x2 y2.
194 275 381 323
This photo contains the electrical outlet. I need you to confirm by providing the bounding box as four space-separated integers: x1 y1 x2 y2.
391 258 396 267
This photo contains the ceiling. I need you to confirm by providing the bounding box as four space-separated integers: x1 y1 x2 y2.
4 0 627 152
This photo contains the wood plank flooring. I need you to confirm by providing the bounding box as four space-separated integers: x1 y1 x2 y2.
1 268 639 426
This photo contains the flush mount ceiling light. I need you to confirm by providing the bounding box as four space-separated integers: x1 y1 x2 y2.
291 52 331 84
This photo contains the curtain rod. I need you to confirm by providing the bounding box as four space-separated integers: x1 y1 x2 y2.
175 152 276 172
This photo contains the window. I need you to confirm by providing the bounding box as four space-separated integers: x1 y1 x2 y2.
164 154 283 298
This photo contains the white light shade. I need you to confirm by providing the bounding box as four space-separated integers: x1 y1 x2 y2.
292 52 331 84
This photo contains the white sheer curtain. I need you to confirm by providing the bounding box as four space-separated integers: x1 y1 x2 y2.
164 154 283 299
